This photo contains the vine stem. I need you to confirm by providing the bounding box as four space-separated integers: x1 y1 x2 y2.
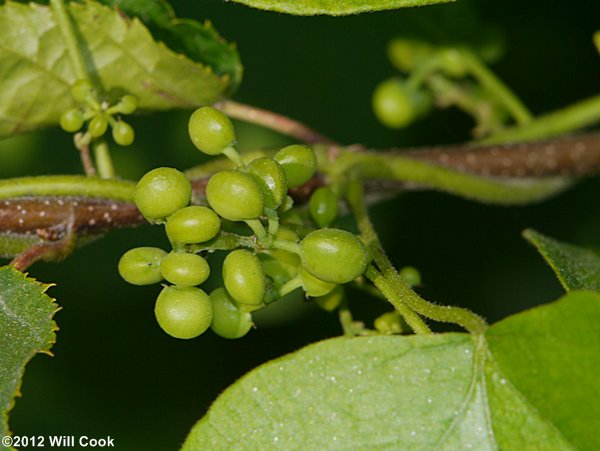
93 140 115 179
479 94 600 145
460 50 533 126
346 180 488 335
215 100 337 145
50 0 89 83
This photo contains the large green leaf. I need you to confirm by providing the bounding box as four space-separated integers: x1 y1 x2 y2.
0 266 58 439
227 0 452 16
523 228 600 292
183 291 600 450
0 0 238 138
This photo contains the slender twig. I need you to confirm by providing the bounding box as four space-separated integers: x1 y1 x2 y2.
93 140 115 179
77 141 97 177
347 180 487 334
461 50 533 126
215 100 337 145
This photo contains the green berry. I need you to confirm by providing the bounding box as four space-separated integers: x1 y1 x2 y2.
89 114 109 137
160 252 210 287
118 247 166 286
247 157 288 209
188 106 236 155
166 206 221 244
309 187 338 228
300 229 369 284
223 249 265 311
372 78 429 129
112 120 135 146
134 167 192 221
374 312 407 335
314 285 344 311
118 95 138 114
273 145 317 188
299 266 336 297
60 109 84 133
439 48 468 77
387 38 436 73
206 170 264 221
154 286 212 339
209 288 253 339
71 79 93 102
400 266 421 287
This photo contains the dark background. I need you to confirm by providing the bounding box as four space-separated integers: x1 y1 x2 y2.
5 0 600 449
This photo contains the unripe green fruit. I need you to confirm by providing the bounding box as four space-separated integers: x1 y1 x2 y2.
374 312 407 335
166 206 221 244
71 79 93 102
314 285 344 312
299 266 336 297
372 78 429 129
112 120 135 146
223 249 265 310
206 170 264 221
247 157 287 209
387 38 436 73
89 114 109 137
134 167 192 221
154 286 212 339
160 252 210 287
300 229 369 284
309 187 339 228
60 109 84 132
118 95 138 114
439 48 468 77
273 145 317 188
188 106 236 155
400 266 422 287
118 247 166 285
209 288 253 339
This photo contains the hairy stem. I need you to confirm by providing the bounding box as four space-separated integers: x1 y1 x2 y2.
347 180 487 334
215 100 337 145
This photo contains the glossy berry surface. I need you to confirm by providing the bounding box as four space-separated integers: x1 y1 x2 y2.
300 229 369 284
118 247 166 286
89 114 109 137
222 249 265 310
309 187 339 228
160 252 210 287
209 288 253 339
247 157 287 209
60 109 84 132
188 106 236 155
372 78 428 129
299 266 336 297
374 312 406 335
134 167 191 220
314 285 344 311
205 171 264 221
166 206 221 244
118 95 138 114
71 79 93 102
112 120 135 146
154 286 213 339
273 145 317 188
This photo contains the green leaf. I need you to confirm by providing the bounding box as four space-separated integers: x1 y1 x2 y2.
523 228 600 292
99 0 242 89
0 266 58 438
183 291 600 450
0 0 238 138
228 0 453 16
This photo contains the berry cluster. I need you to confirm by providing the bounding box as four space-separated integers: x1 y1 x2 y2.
60 79 137 146
119 106 370 340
